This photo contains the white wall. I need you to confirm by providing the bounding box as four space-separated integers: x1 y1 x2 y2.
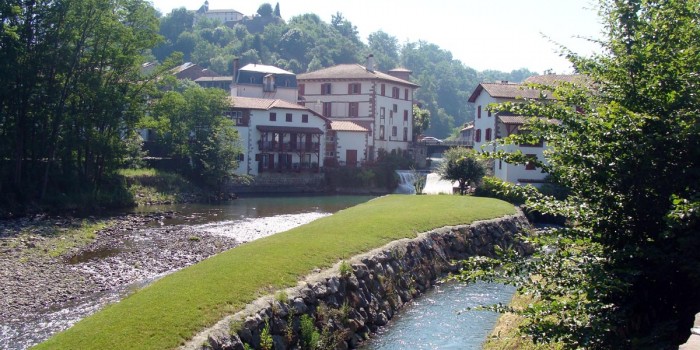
300 79 414 160
472 90 549 186
235 85 298 103
235 107 326 176
335 131 368 166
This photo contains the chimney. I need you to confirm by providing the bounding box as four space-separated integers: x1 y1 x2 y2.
230 58 240 96
366 54 375 72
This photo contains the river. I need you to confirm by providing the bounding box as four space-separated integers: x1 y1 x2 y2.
2 194 513 349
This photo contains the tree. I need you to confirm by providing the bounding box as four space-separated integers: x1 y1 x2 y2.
461 0 700 348
412 105 431 139
143 83 242 188
368 30 400 71
257 3 273 17
0 0 161 210
438 148 486 195
273 3 281 17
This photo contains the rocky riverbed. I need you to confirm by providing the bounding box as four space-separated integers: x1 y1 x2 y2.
0 210 330 349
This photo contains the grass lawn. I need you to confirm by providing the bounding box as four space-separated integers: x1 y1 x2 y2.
35 195 515 350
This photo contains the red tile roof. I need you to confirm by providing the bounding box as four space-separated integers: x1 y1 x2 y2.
330 120 369 132
297 64 419 87
229 97 330 123
468 75 587 102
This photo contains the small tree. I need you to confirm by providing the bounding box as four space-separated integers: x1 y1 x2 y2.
438 148 485 195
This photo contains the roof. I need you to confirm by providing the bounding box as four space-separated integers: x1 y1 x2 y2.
524 74 588 85
229 96 330 123
388 67 413 73
195 76 233 82
240 64 294 75
468 82 548 102
330 120 369 132
256 125 324 134
229 96 306 110
460 124 474 131
468 74 590 102
497 115 561 126
297 64 420 88
205 9 244 15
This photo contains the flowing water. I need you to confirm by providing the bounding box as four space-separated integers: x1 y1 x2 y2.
360 281 515 350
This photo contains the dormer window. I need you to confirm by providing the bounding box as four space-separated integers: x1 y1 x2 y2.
263 74 276 92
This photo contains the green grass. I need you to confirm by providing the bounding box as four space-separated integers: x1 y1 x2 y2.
118 168 200 206
35 195 515 350
482 292 564 350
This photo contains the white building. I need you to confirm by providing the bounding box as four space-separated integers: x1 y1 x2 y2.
194 1 245 26
468 75 582 186
296 56 419 166
228 96 329 176
232 62 298 103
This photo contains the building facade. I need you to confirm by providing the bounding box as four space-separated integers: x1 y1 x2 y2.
228 96 329 176
467 75 582 186
296 56 419 167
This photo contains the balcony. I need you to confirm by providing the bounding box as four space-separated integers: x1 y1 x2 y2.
258 141 320 153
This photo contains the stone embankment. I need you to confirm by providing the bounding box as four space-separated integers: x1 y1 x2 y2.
185 212 532 350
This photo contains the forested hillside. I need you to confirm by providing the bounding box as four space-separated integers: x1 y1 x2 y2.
151 4 538 138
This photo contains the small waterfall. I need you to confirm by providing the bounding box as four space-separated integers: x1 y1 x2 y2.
395 170 417 194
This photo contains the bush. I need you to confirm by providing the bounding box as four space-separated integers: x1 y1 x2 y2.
474 176 529 205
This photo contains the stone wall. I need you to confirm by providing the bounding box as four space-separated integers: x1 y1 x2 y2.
183 213 532 350
228 173 325 193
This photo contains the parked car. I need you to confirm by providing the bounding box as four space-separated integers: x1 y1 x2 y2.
420 136 443 144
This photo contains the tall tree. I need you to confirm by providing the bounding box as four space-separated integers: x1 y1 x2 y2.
463 0 700 348
367 30 399 71
0 0 160 209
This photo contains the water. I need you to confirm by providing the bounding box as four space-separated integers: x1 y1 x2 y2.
2 194 373 350
395 170 418 194
360 281 515 350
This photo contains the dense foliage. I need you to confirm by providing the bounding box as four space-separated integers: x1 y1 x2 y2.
152 6 538 139
0 0 160 213
462 0 700 348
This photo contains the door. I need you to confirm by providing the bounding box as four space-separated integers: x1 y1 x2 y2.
346 150 357 167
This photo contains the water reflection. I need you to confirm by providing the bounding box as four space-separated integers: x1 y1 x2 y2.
360 281 514 350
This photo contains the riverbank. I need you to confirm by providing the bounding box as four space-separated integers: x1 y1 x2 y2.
34 195 516 350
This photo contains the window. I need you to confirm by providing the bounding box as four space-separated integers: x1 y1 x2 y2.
269 112 276 121
381 84 386 96
237 153 245 162
349 102 359 117
302 114 308 123
475 129 482 142
298 84 305 96
322 102 332 117
403 127 408 141
403 110 408 122
286 113 293 122
321 83 332 95
485 128 492 141
499 159 502 170
392 126 397 137
478 105 481 119
525 154 537 170
488 109 492 117
224 110 244 125
380 107 385 121
379 125 385 140
392 104 398 112
392 87 400 98
348 83 361 94
404 88 409 100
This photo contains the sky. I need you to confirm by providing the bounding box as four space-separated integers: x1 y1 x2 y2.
149 0 604 74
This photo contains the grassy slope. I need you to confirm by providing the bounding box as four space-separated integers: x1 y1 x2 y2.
36 195 515 350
